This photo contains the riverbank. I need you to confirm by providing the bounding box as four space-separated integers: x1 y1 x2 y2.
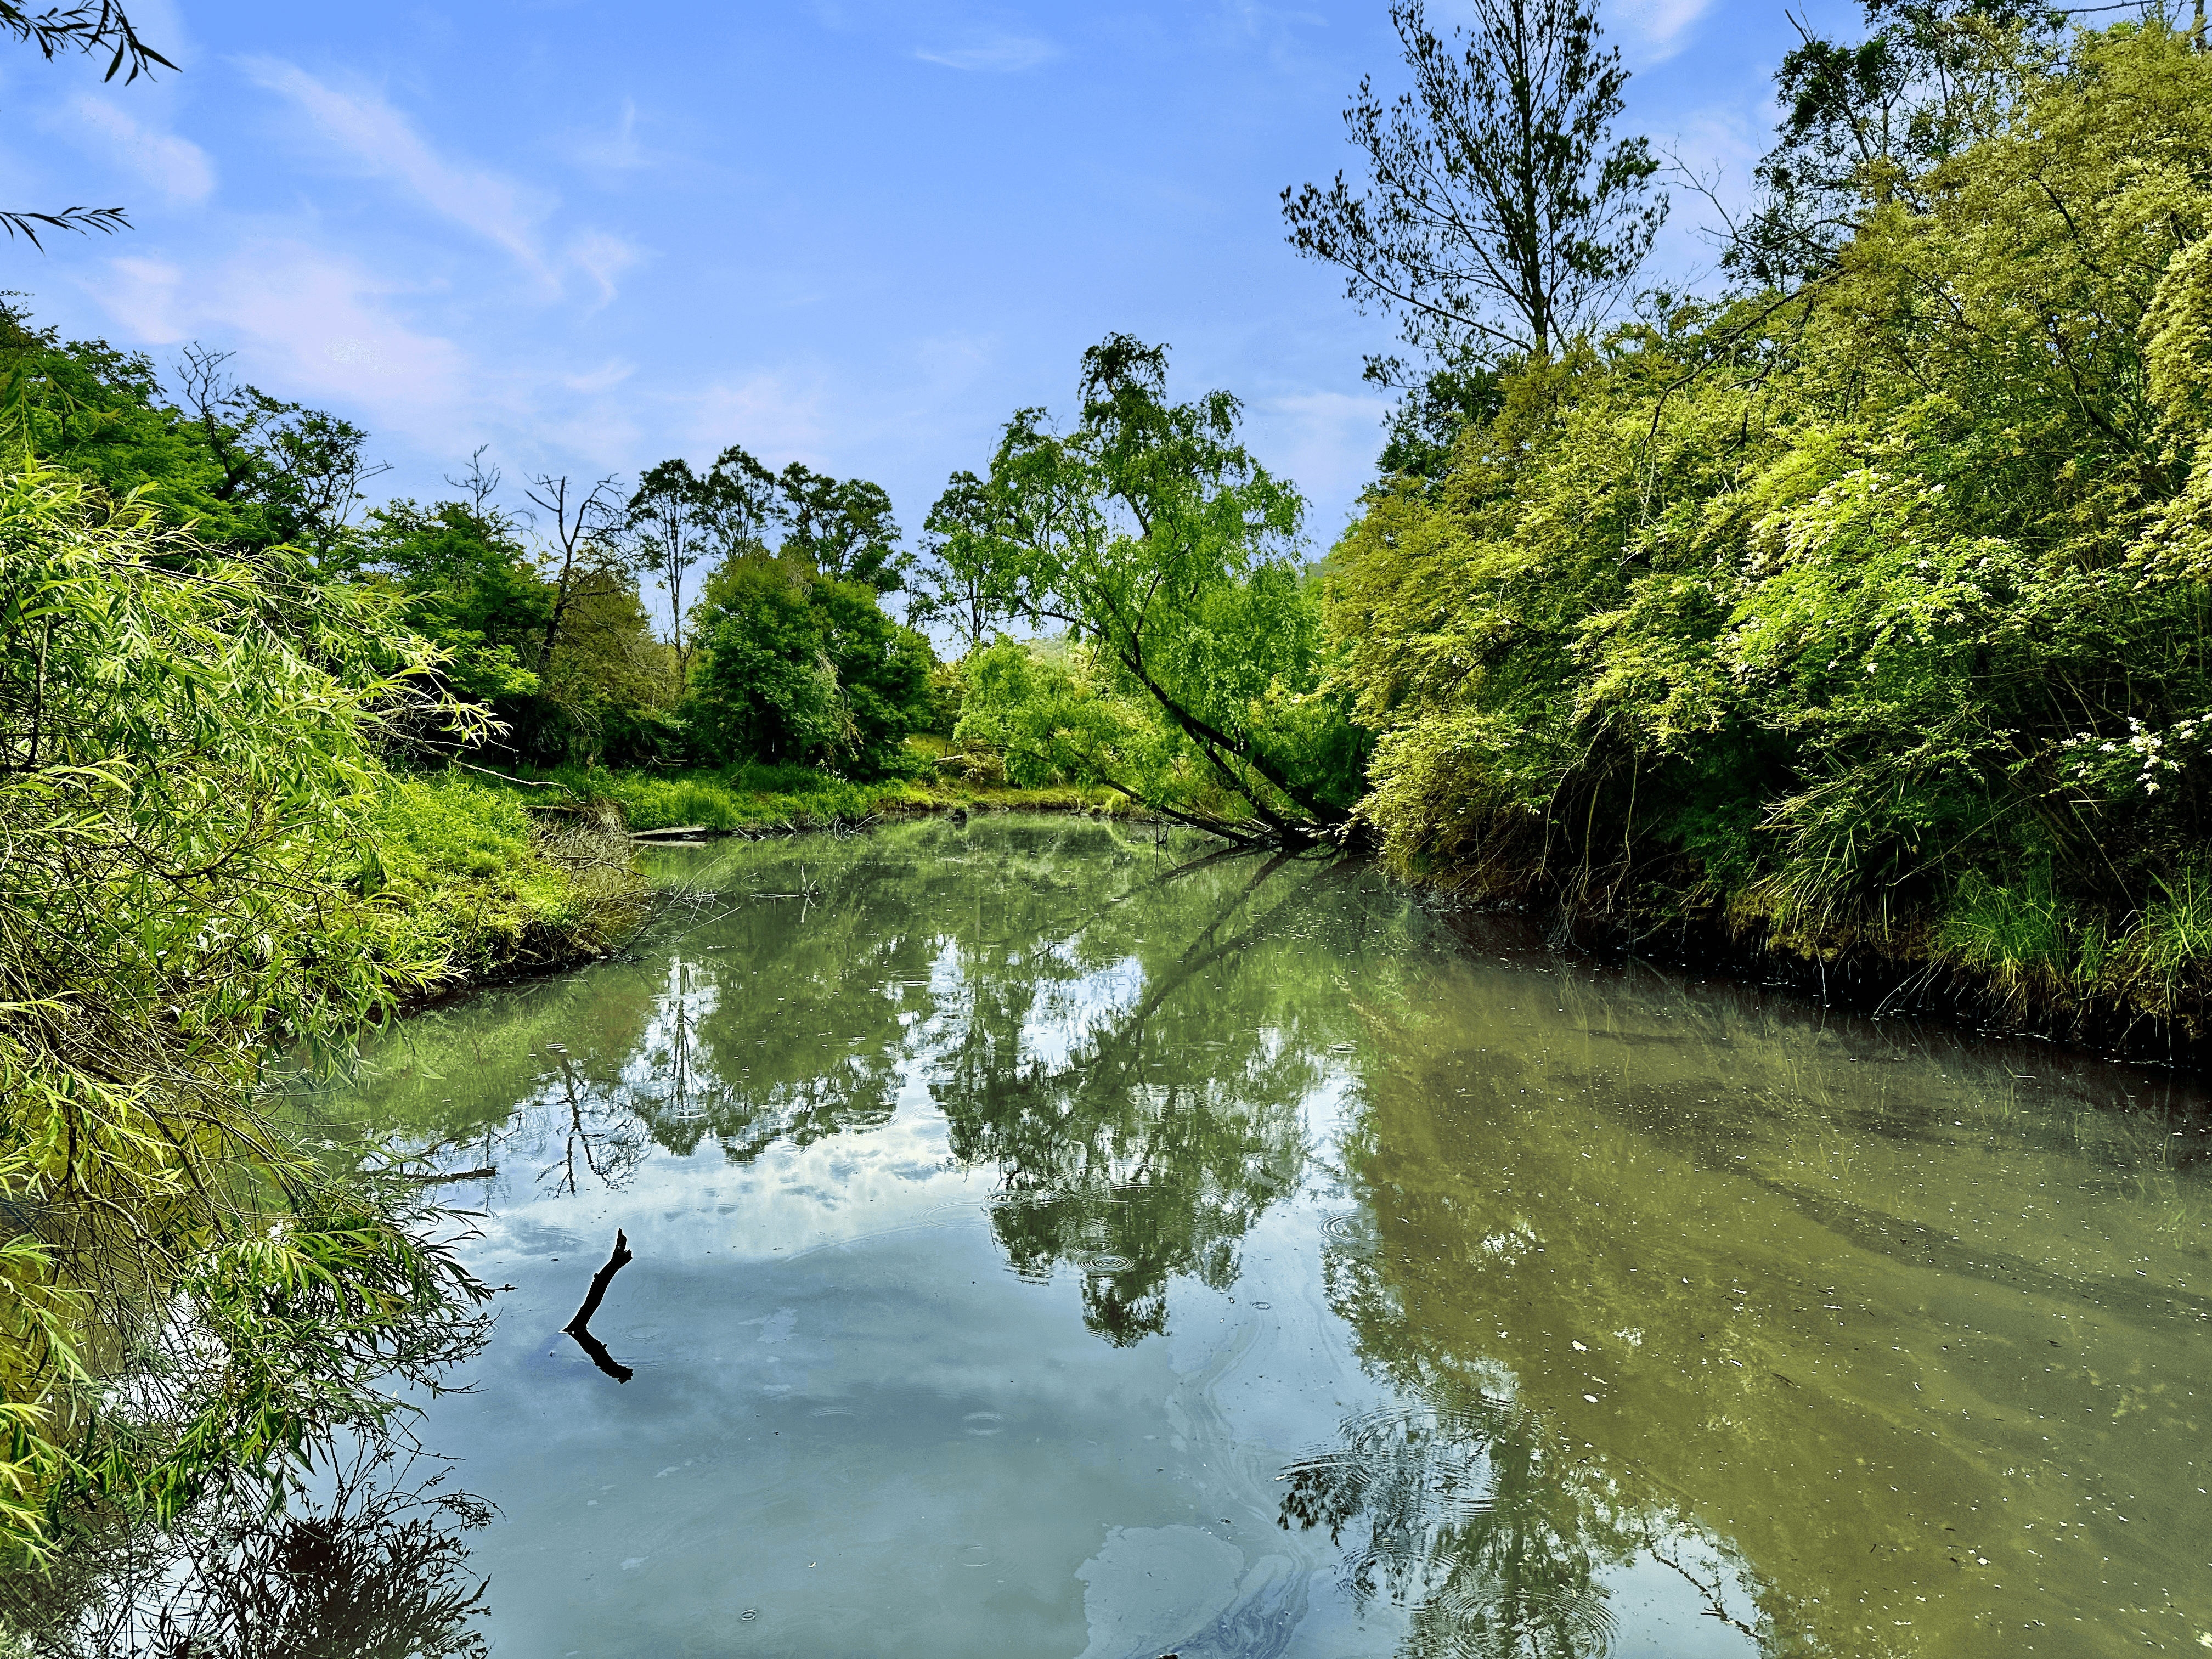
441 759 2209 1061
401 755 2206 1068
462 759 1161 837
1422 884 2212 1069
359 771 650 1000
1313 27 2212 1066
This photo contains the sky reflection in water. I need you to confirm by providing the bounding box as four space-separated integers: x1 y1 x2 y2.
324 815 2210 1658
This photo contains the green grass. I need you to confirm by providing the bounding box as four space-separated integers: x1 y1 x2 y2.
356 771 646 987
1924 861 2212 1031
485 752 1152 835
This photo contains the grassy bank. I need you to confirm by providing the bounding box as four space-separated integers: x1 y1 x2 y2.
480 754 1158 836
358 771 648 994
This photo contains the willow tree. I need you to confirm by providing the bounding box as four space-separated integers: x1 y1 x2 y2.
2 2 173 248
937 335 1366 845
0 455 492 1560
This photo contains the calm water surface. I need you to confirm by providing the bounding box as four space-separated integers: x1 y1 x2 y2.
329 815 2211 1657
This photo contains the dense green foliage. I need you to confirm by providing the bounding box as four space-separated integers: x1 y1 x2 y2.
1327 21 2212 1029
1 313 376 557
347 494 682 769
0 459 514 1559
928 336 1370 841
685 555 934 777
0 0 664 1592
359 772 645 980
544 760 920 832
951 637 1158 789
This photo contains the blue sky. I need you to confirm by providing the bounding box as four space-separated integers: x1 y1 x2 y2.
2 0 1861 595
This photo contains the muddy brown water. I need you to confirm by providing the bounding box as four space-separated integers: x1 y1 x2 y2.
321 815 2210 1657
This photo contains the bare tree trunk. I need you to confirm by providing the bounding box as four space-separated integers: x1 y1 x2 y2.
526 473 627 672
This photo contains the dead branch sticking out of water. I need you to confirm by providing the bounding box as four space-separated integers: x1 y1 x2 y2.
563 1228 635 1383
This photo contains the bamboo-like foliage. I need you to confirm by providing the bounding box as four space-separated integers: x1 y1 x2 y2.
0 454 494 1559
1329 22 2212 1030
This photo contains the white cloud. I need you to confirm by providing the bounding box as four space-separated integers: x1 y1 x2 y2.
563 359 636 394
1613 0 1714 59
54 94 215 204
914 35 1060 72
91 242 471 441
568 100 653 175
682 374 828 466
566 227 644 306
99 256 194 342
238 57 555 274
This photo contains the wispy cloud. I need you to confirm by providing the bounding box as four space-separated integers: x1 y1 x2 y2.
1613 0 1714 59
563 359 635 394
94 244 471 441
239 57 555 273
568 99 654 175
55 94 215 204
682 373 827 465
565 227 644 306
914 33 1060 72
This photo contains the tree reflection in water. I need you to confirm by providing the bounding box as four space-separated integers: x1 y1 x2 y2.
937 851 1333 1344
346 818 1384 1349
0 1447 491 1659
1278 1398 1629 1659
600 821 1389 1344
1279 1240 1764 1658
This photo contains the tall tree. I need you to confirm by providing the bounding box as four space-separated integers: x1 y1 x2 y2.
173 346 387 561
1731 0 2059 284
951 335 1361 845
913 469 1032 648
626 459 714 674
342 495 551 712
1280 0 1665 364
2 3 174 249
775 462 906 592
701 442 786 561
686 556 934 777
522 472 629 675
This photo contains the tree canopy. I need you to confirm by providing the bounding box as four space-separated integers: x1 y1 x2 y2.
686 554 934 778
925 335 1368 843
1281 0 1665 365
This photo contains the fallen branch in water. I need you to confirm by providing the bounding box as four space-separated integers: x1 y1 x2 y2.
399 1166 498 1183
562 1228 636 1383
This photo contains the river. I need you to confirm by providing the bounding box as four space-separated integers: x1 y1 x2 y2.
318 814 2209 1657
